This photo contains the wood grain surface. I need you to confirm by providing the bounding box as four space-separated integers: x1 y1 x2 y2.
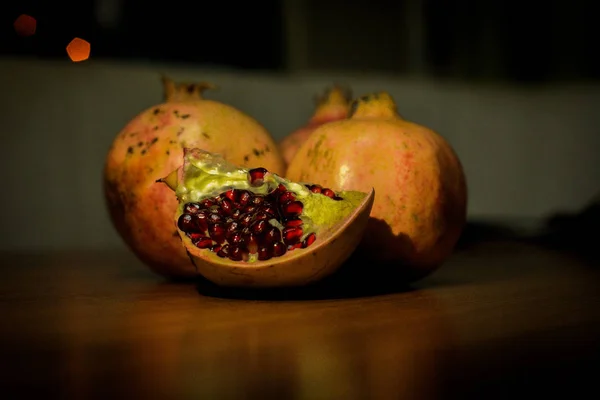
1 240 599 399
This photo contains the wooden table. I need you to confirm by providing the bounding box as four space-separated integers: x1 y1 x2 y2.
1 240 599 399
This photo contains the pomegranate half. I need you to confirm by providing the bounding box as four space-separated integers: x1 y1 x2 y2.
278 85 352 170
286 92 468 282
160 148 375 288
104 76 285 279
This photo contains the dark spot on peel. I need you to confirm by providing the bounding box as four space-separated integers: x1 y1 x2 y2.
187 85 195 93
202 132 210 139
177 127 185 136
141 149 147 155
252 148 260 156
265 145 270 152
153 108 160 115
173 231 179 237
153 126 159 130
150 137 158 145
181 114 190 119
127 146 134 154
244 155 249 162
137 141 143 147
166 150 170 155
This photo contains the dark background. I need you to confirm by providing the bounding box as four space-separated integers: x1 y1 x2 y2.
2 0 596 82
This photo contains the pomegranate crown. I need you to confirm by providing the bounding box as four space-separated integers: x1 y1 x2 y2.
161 75 218 102
348 92 399 119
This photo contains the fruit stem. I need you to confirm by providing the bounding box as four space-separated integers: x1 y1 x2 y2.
311 85 352 123
349 92 401 120
161 75 218 102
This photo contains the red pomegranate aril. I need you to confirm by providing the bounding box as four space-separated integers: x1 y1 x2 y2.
222 189 237 202
248 167 268 186
257 246 272 261
184 203 201 214
264 227 282 243
246 233 259 253
200 198 216 209
225 220 240 234
208 212 222 224
278 191 296 204
228 232 245 245
187 232 203 240
220 198 234 215
308 184 322 194
262 206 278 217
229 246 249 261
284 218 303 228
273 242 287 257
283 226 303 244
302 232 317 248
322 188 335 198
251 196 265 206
193 236 213 249
209 223 226 243
178 214 200 232
281 201 303 217
254 211 270 221
250 220 267 235
288 242 303 251
238 190 252 206
216 244 229 258
231 209 241 219
239 213 253 227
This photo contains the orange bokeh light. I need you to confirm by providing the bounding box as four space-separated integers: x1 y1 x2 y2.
66 38 91 62
14 14 37 37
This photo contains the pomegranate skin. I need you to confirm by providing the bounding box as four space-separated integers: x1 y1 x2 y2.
279 85 352 171
103 77 285 279
286 93 468 282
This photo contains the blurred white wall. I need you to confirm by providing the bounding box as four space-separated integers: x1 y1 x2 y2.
1 58 599 250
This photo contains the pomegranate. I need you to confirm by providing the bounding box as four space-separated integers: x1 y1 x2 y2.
286 92 468 282
278 85 352 169
159 148 374 288
104 76 285 279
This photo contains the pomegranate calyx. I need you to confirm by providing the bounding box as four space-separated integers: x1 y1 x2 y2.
348 92 400 120
161 75 218 103
311 84 353 123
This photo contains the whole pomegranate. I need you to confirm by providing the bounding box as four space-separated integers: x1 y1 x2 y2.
286 92 468 281
278 85 352 169
104 76 285 279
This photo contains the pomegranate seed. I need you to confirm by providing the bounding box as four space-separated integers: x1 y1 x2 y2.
238 190 252 206
284 218 303 228
322 188 335 198
229 246 249 261
208 212 222 224
278 191 296 204
200 198 215 209
178 214 200 232
231 209 241 219
283 226 303 244
222 189 236 202
277 184 286 192
216 244 229 258
262 206 278 217
195 212 209 231
226 220 240 234
246 233 259 253
228 232 245 245
248 167 268 186
220 198 234 215
254 211 270 221
251 196 265 206
184 203 201 214
302 232 317 248
281 201 303 217
244 205 258 214
209 223 226 243
239 213 253 227
257 246 272 260
250 220 267 235
272 242 286 257
288 242 303 251
264 227 282 243
193 236 213 249
309 185 322 194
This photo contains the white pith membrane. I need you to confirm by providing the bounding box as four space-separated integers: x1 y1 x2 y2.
173 148 367 263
